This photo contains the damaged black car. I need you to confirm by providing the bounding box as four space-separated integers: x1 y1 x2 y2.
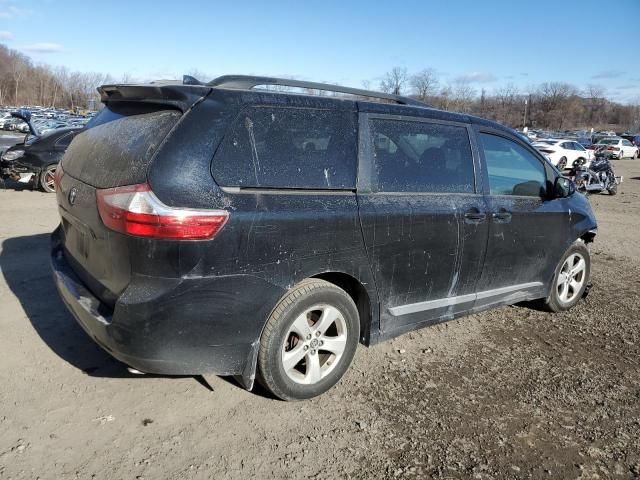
1 110 80 192
51 75 597 401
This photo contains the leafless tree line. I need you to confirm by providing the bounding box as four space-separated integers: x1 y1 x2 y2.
1 43 638 131
0 43 113 110
378 67 640 132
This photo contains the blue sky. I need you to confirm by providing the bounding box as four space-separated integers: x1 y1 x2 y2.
1 0 639 103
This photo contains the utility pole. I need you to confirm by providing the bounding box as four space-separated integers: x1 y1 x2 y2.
523 98 528 128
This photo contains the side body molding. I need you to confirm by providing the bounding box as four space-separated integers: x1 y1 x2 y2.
388 282 543 317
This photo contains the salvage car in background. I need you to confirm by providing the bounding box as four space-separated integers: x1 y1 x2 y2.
532 139 594 169
1 110 80 192
595 137 639 159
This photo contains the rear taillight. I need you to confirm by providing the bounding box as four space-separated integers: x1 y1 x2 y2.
540 149 556 154
96 183 229 240
608 146 619 151
54 163 64 189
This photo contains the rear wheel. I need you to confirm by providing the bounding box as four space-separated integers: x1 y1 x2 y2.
546 241 590 312
557 157 567 170
39 164 57 193
607 172 618 195
257 279 360 401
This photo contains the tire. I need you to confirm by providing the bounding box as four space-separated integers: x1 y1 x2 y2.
634 150 639 159
557 157 567 170
607 173 618 195
257 279 360 401
39 164 57 193
545 241 591 312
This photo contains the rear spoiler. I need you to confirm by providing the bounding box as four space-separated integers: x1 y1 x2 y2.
97 83 211 112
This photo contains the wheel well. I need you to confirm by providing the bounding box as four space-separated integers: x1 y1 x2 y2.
580 230 596 244
312 272 373 345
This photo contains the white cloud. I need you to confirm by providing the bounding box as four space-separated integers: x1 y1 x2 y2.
0 30 12 40
22 42 63 53
0 5 29 18
591 70 626 79
454 72 497 84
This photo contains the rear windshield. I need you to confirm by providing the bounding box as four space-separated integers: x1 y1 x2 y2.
63 103 181 188
211 106 357 189
598 139 618 145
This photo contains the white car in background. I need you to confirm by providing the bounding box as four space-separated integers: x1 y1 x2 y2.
532 139 594 170
595 137 639 159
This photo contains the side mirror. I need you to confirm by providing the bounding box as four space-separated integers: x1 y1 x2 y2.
554 176 574 198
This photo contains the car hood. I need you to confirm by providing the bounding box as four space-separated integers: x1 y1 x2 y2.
10 110 38 136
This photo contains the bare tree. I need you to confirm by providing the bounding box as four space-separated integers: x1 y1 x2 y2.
380 67 408 95
451 82 476 113
584 84 607 125
410 68 439 101
494 83 519 125
9 50 28 104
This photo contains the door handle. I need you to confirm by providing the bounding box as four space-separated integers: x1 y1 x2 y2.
492 209 512 223
464 209 486 224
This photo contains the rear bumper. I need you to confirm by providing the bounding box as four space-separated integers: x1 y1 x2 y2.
50 227 282 377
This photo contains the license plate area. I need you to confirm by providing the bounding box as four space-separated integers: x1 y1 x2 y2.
61 210 95 261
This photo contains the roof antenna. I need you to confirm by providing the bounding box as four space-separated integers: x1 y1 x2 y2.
183 75 203 86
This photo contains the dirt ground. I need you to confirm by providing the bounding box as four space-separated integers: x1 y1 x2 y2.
1 159 639 480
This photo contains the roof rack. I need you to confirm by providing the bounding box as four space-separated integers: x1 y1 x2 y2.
198 75 428 107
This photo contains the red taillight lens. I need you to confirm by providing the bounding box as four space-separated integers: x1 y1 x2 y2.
53 163 64 189
96 183 228 240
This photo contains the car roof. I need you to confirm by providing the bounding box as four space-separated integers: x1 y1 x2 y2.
100 75 526 142
533 138 564 143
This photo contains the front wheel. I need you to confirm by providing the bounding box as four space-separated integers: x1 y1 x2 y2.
39 164 57 193
557 157 567 170
546 241 591 312
257 279 360 401
574 157 586 168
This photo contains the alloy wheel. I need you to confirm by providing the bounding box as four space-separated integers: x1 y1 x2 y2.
41 165 57 193
556 253 586 304
281 304 348 385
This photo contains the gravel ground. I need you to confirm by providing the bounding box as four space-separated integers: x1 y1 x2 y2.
0 160 639 479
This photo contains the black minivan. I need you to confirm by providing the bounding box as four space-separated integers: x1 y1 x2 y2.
51 76 597 400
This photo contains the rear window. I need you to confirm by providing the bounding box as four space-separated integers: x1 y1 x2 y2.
211 106 357 189
62 103 181 188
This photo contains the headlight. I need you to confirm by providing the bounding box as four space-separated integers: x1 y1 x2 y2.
2 149 25 161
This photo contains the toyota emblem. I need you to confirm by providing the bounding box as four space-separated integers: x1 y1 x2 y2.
68 187 78 205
